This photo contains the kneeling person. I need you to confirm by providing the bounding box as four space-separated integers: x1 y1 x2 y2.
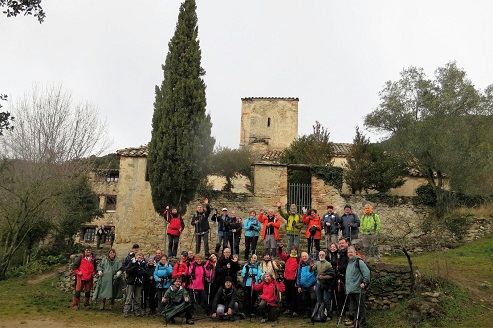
211 276 239 321
162 277 194 325
252 272 285 323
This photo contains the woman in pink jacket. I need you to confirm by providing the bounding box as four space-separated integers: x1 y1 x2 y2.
252 272 285 323
186 254 211 316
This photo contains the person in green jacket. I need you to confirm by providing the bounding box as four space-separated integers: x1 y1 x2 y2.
344 246 370 328
277 202 303 250
162 277 194 324
92 249 123 310
359 204 382 263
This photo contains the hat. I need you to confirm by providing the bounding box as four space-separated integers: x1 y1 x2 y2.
224 276 233 283
132 244 140 249
327 204 334 209
344 204 352 210
148 257 155 262
222 207 228 211
181 251 188 257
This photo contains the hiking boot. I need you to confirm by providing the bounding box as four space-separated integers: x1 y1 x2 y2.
186 319 194 325
261 318 268 323
169 318 176 324
292 312 299 317
344 319 354 326
283 309 291 315
238 313 246 319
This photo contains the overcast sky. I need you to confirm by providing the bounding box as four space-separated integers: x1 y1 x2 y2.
2 0 493 154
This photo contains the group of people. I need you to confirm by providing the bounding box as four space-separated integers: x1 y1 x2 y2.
71 200 382 327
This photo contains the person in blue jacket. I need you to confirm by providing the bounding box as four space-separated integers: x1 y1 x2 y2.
241 254 263 316
243 210 261 260
154 255 173 314
296 251 317 318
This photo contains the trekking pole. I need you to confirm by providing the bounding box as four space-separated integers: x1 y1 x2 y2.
332 289 338 315
355 292 362 328
336 294 349 328
349 226 352 244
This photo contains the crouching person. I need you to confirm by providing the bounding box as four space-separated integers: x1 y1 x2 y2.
162 277 194 325
211 276 239 321
252 272 285 323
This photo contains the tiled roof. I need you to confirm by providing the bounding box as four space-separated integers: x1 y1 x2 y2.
241 97 299 101
116 146 148 157
332 143 352 157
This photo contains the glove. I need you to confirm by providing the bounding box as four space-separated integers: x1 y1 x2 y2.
116 270 122 278
98 271 103 277
132 257 136 263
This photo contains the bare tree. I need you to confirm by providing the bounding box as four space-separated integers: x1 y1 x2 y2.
0 84 110 279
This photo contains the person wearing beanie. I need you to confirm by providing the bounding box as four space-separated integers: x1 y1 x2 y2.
359 203 382 263
322 205 341 247
340 205 360 243
211 276 239 321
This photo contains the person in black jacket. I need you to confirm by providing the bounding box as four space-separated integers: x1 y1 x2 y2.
226 211 242 256
191 198 212 257
123 252 150 317
211 276 239 321
215 248 241 288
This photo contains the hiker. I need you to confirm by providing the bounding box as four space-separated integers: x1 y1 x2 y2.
241 254 263 317
310 250 336 321
302 208 323 259
259 252 280 280
96 225 106 249
322 204 341 246
123 252 149 317
164 206 185 258
340 205 360 244
186 254 210 316
252 272 285 323
296 252 317 318
93 249 123 310
71 245 96 309
211 276 239 321
344 246 370 328
277 202 303 250
243 210 261 260
162 277 194 325
154 255 173 314
258 208 281 257
211 207 230 253
226 210 242 256
191 198 212 257
359 204 382 263
277 244 301 317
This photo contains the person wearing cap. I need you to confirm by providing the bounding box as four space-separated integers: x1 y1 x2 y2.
162 277 194 324
359 203 382 263
143 256 157 314
191 198 212 257
71 245 96 309
211 207 231 253
258 208 281 257
122 243 140 268
211 276 239 321
340 204 360 243
277 202 303 250
322 205 341 247
123 252 150 317
92 249 123 310
252 272 285 323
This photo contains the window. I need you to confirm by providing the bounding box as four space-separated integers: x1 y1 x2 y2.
106 172 119 182
105 195 117 211
83 227 96 242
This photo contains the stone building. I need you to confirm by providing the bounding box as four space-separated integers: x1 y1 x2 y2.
82 97 428 256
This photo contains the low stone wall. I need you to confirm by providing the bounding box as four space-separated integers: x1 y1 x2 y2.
366 262 413 310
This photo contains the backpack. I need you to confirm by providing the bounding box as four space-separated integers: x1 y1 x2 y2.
311 301 327 322
355 257 370 288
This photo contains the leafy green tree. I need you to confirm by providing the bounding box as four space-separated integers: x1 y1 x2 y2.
148 0 214 214
209 146 253 191
365 62 493 217
344 126 371 194
281 121 333 166
55 174 102 255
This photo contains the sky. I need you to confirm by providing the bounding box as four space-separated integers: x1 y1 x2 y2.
2 0 493 154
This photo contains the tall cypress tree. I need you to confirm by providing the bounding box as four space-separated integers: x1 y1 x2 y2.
148 0 214 214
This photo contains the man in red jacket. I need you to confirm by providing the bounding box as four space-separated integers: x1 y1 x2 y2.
71 246 96 309
164 206 185 258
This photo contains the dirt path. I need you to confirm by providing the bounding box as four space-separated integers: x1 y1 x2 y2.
447 270 493 309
